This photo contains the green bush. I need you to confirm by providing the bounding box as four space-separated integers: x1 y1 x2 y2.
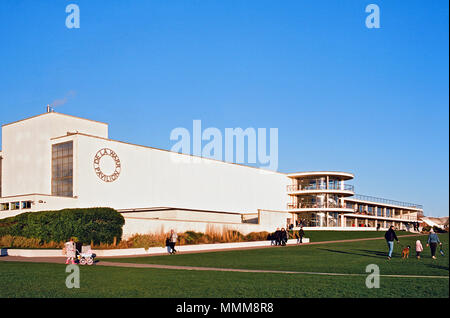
244 231 269 241
181 231 206 244
0 208 124 245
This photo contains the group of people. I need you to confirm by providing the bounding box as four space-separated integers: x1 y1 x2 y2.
269 228 288 246
384 226 443 260
268 227 305 246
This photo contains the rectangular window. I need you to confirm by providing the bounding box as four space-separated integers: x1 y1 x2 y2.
52 141 73 197
386 208 391 217
0 203 9 211
11 202 20 210
21 201 32 209
377 207 383 216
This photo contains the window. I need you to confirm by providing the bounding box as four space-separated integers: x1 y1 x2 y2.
11 202 20 210
21 201 32 209
386 208 391 218
0 203 9 211
377 207 383 216
52 141 73 197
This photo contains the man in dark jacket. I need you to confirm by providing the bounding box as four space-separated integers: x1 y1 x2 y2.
297 227 305 244
280 228 288 246
385 225 399 260
274 228 281 246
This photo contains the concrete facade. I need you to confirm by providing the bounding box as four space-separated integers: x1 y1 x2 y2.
0 110 424 237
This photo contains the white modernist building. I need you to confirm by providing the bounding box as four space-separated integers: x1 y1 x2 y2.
0 110 424 238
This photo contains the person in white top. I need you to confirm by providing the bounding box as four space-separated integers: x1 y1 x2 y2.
64 238 76 264
169 229 178 254
415 240 423 259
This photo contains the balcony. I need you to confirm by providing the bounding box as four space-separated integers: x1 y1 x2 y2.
346 211 419 222
287 202 348 210
349 194 423 210
287 184 354 192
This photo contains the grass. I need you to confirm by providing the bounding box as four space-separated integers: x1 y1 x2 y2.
0 233 448 298
299 230 414 242
104 234 448 276
0 261 447 298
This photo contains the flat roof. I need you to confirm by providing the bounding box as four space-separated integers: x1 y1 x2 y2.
2 111 108 128
287 171 354 180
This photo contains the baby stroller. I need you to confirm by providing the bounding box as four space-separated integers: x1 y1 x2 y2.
76 245 96 265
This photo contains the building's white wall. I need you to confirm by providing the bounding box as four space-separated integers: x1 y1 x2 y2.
1 113 108 197
121 210 242 223
71 134 289 214
122 216 277 238
0 194 79 218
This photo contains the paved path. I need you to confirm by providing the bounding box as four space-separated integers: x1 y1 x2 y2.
1 233 447 279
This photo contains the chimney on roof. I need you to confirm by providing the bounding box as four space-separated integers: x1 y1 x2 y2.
46 104 54 113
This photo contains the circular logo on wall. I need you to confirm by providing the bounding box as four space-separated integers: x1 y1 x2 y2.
93 148 121 183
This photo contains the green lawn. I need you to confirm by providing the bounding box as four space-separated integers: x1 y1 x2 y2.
300 230 414 242
0 233 448 298
105 234 448 276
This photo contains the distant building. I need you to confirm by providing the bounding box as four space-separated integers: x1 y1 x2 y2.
0 109 424 237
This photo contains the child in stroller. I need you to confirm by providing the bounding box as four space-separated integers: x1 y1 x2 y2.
76 245 96 265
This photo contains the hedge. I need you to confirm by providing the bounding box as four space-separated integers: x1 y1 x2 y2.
0 207 125 244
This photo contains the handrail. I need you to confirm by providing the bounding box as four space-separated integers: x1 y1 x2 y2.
349 194 423 210
287 184 354 192
287 202 347 209
349 211 419 221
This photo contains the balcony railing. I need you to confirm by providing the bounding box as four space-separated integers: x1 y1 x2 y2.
287 184 354 192
349 211 419 221
287 202 347 209
350 194 423 210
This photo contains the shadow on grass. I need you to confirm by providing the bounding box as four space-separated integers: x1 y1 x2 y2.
355 249 390 257
316 248 385 259
427 263 449 271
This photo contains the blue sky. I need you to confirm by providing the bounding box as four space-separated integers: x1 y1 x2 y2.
0 1 448 217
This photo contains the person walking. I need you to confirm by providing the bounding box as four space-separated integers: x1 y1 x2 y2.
384 225 399 260
165 237 172 254
274 228 281 246
64 238 76 264
280 228 288 246
298 227 305 244
426 229 442 259
415 239 423 259
169 229 178 254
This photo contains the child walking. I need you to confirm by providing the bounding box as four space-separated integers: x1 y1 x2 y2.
64 238 76 264
415 239 423 259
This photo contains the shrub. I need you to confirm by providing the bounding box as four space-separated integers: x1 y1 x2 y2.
421 225 431 233
0 207 124 245
0 229 276 249
245 231 269 241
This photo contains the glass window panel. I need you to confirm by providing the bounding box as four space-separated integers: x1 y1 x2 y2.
52 141 73 197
